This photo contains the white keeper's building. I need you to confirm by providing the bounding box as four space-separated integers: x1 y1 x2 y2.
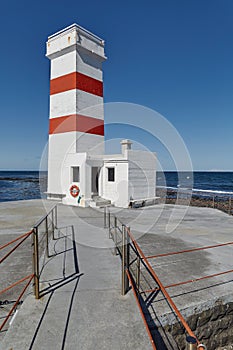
46 24 157 208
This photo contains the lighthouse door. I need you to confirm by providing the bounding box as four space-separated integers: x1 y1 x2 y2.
91 167 99 195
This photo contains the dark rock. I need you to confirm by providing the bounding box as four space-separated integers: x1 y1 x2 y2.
226 302 233 315
211 304 226 321
198 326 213 340
174 334 186 350
187 314 198 331
171 323 185 336
197 309 212 327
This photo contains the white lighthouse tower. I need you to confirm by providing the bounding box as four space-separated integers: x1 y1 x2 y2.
46 24 106 206
46 24 157 208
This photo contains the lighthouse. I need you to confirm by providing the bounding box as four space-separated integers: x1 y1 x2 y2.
46 24 106 206
46 24 157 208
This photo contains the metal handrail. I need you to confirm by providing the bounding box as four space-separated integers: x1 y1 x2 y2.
0 231 34 333
0 204 58 334
0 275 34 332
34 204 57 228
32 205 58 299
105 207 207 350
126 269 157 350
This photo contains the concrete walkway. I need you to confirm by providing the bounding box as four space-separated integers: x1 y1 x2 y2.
0 200 233 349
0 200 152 350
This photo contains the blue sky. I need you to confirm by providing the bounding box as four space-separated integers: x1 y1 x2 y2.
0 0 233 170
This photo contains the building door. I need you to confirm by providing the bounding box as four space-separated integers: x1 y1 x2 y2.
91 167 99 195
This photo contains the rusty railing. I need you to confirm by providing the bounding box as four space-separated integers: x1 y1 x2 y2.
105 207 207 350
0 204 58 333
32 204 58 299
0 230 34 332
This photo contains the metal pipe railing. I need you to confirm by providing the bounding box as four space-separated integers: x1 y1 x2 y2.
125 225 204 346
0 229 35 333
33 226 40 299
126 270 157 350
0 231 32 264
0 204 58 334
32 204 58 299
105 207 207 350
145 240 233 260
0 274 34 332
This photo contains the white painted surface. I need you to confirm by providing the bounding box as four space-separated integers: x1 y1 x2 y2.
47 24 106 206
61 153 103 207
47 133 77 195
77 51 103 81
50 50 103 81
128 150 156 200
76 90 103 118
50 90 103 119
46 24 106 61
50 51 76 79
101 149 156 208
47 24 157 209
76 132 104 155
50 90 77 118
102 161 129 207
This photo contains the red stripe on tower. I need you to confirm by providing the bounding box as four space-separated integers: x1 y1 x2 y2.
50 72 103 97
49 114 104 136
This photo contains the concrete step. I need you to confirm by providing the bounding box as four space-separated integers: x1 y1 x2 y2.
90 196 111 207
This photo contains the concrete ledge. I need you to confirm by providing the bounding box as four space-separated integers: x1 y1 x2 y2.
129 196 160 208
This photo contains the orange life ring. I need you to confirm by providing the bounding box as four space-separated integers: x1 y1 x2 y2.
70 185 80 198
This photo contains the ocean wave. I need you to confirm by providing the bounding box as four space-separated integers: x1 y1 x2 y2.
0 177 39 183
157 186 233 195
192 188 233 195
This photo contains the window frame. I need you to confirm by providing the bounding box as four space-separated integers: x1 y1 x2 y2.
107 167 115 182
72 166 80 183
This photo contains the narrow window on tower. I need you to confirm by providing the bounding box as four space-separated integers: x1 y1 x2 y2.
72 167 80 182
108 167 115 182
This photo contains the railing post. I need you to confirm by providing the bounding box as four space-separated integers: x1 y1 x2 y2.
33 227 40 299
108 210 111 239
114 216 117 255
104 206 107 228
121 225 126 295
46 217 49 258
121 225 129 296
228 197 231 215
126 226 130 292
55 205 58 228
136 255 140 292
213 194 215 208
51 209 55 240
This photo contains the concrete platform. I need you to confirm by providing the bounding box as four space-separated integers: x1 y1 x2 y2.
0 200 152 350
0 200 233 349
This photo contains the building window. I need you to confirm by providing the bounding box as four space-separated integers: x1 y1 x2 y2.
72 167 80 182
108 167 115 182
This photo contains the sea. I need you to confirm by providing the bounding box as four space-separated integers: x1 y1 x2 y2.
0 171 47 202
0 171 233 202
157 171 233 195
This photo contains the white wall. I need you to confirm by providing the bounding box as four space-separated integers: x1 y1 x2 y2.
61 153 104 207
46 24 106 61
61 153 88 206
47 132 77 196
102 161 129 208
50 51 76 79
47 25 105 201
127 150 156 200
